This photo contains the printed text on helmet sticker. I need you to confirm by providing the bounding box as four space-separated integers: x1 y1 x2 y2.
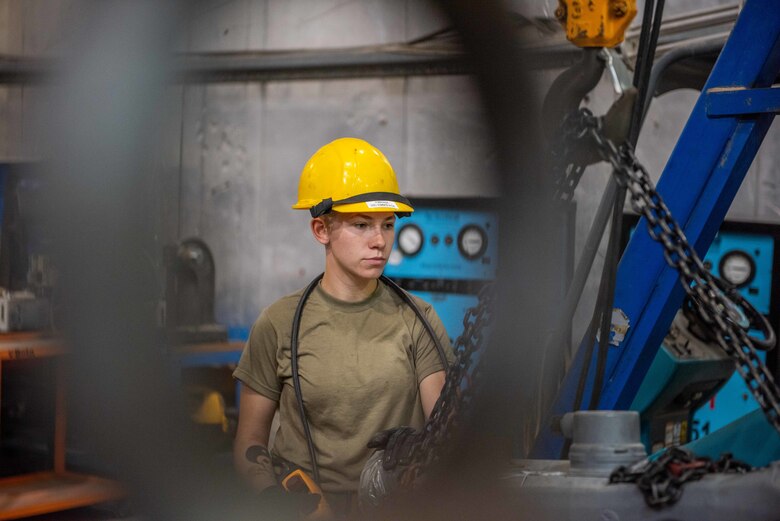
366 201 399 209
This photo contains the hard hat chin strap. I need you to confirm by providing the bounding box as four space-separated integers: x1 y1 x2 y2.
309 192 413 217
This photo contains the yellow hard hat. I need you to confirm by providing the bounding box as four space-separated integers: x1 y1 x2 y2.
292 137 414 217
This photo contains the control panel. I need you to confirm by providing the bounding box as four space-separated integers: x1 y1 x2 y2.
387 208 497 281
384 204 498 343
692 229 774 437
625 217 780 450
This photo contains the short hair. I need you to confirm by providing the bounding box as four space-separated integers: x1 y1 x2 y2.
321 212 335 230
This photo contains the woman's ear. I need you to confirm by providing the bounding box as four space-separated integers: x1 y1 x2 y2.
311 217 330 245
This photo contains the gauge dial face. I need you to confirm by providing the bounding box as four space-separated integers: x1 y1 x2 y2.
719 250 755 287
397 224 423 256
458 225 488 260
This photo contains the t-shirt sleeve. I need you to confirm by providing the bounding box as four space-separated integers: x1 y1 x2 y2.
413 302 455 384
232 309 282 402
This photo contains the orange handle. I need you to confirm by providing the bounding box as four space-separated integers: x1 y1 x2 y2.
280 469 333 520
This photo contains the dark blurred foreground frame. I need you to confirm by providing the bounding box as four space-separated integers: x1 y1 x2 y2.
43 2 252 519
376 1 557 520
44 1 556 520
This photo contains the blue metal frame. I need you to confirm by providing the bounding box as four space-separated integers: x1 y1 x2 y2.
533 0 780 458
706 86 780 117
176 350 242 368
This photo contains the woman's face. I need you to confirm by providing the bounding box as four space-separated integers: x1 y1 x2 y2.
322 211 396 283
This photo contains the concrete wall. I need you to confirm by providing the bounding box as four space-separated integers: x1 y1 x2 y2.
173 0 495 327
1 0 778 338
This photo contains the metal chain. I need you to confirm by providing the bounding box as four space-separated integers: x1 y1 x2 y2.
609 447 751 508
552 119 589 201
397 283 494 486
564 108 780 436
555 162 587 202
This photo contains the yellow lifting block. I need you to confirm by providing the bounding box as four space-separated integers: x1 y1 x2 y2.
191 388 229 433
556 0 637 48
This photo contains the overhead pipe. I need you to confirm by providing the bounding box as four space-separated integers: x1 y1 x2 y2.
0 45 584 85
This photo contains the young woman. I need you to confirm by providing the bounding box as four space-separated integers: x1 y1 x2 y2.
233 138 453 518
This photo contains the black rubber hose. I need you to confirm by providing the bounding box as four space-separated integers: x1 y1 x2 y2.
587 0 666 411
572 200 623 415
641 40 724 123
290 273 325 484
589 196 627 410
629 0 667 147
380 274 450 369
290 273 450 484
572 312 602 413
550 175 619 359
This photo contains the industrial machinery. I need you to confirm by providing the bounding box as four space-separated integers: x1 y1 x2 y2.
162 238 241 446
0 166 55 333
622 219 780 453
511 411 780 520
384 199 575 354
383 200 499 342
630 308 735 453
555 0 638 48
0 165 60 474
503 0 780 518
163 238 227 345
692 225 779 435
535 0 780 456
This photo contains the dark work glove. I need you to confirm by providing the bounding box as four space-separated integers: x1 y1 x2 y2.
367 426 424 471
258 485 321 520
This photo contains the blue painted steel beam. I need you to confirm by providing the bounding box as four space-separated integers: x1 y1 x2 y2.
176 350 242 368
706 86 780 117
532 0 780 458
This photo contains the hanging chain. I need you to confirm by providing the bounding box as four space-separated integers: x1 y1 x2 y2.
563 108 780 437
397 283 494 486
609 447 751 507
552 118 589 201
379 106 780 494
555 162 588 202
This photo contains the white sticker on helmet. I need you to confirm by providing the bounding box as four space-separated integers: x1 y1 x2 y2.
366 200 399 209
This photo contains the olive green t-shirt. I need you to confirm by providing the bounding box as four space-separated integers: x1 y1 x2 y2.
233 280 453 493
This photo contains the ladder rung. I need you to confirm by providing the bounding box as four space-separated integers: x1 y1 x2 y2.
706 86 780 117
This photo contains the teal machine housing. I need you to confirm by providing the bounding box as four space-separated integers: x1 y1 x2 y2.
627 218 780 457
387 200 573 461
383 201 498 343
692 231 773 435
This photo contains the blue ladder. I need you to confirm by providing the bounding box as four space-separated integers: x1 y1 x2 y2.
533 0 780 458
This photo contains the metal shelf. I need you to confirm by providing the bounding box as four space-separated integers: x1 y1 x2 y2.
0 472 123 520
0 333 124 520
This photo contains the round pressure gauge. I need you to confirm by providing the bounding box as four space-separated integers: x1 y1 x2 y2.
458 224 488 260
719 250 755 288
397 224 424 256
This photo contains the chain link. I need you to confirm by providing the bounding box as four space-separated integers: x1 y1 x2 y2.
609 447 751 507
385 107 780 494
397 283 494 486
552 116 590 201
565 108 780 436
555 162 588 202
